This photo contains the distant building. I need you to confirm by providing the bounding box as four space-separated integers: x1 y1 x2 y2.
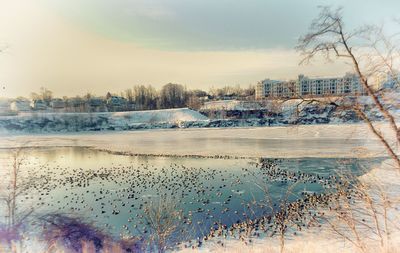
107 96 127 107
30 100 47 110
69 97 84 107
10 98 31 112
256 73 366 99
0 99 10 110
89 97 105 107
106 96 127 111
50 98 66 109
64 97 84 112
256 79 297 99
87 97 107 112
0 99 16 116
381 72 400 90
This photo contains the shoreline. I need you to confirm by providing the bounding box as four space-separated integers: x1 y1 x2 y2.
177 159 400 253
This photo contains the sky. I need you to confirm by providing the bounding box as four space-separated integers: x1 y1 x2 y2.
0 0 399 98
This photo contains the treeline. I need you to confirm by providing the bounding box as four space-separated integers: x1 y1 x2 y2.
27 83 255 110
123 83 255 110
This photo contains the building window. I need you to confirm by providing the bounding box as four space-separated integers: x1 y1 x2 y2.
316 83 322 95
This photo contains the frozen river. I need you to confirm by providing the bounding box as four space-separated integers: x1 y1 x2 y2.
0 146 383 243
0 124 391 248
0 123 392 158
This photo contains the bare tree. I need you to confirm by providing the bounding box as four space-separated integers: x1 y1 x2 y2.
0 148 28 251
297 6 400 168
141 196 183 253
319 165 400 253
0 148 29 231
0 146 50 251
294 6 400 253
160 83 187 109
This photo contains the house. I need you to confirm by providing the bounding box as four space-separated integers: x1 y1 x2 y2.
106 96 127 111
30 99 47 110
67 97 84 107
50 98 66 109
87 97 107 112
89 97 105 107
107 96 127 107
10 98 31 112
64 97 84 112
0 99 16 116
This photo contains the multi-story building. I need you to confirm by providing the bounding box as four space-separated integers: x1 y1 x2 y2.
256 79 298 99
256 73 366 99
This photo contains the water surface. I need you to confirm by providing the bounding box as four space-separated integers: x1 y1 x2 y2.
0 147 382 242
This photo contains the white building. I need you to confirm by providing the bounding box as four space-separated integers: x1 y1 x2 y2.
0 99 16 116
256 79 297 99
10 98 31 112
256 73 366 99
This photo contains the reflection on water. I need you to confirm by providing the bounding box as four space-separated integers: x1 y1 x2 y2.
0 147 382 242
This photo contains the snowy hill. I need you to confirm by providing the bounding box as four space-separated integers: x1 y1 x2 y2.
0 108 209 133
109 108 208 123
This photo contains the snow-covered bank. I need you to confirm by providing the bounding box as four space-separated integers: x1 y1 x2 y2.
178 159 400 253
0 100 396 134
0 123 396 158
1 92 399 134
0 108 208 133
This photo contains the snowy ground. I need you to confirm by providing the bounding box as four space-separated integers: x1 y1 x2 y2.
0 123 396 159
6 108 208 123
1 96 398 133
200 100 262 111
0 108 209 133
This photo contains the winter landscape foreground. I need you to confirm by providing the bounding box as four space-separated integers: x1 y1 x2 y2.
1 122 399 253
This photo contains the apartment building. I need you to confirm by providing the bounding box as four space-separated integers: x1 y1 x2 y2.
256 73 366 99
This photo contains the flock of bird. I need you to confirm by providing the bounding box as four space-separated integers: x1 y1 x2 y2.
12 152 358 250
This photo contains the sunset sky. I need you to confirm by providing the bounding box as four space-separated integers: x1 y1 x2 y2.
0 0 399 98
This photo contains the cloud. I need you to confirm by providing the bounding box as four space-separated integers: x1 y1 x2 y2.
42 0 400 51
0 0 384 98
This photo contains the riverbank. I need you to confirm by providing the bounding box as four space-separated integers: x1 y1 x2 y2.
1 96 397 134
